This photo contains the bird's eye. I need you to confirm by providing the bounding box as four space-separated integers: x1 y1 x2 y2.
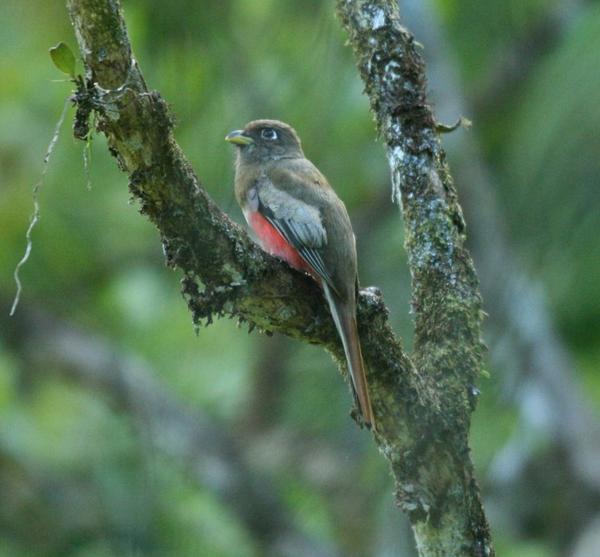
261 128 278 141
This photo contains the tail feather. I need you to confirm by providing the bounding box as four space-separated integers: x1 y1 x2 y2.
324 284 374 427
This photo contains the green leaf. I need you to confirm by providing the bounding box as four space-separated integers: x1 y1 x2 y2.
49 42 76 77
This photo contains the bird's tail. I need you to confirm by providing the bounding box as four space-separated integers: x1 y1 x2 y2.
323 284 374 427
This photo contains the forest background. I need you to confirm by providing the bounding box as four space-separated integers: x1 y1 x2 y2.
1 1 599 556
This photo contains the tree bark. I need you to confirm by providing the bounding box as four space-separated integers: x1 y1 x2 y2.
65 0 494 555
336 2 492 554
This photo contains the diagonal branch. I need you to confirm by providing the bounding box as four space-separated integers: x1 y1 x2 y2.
66 0 415 429
66 1 493 556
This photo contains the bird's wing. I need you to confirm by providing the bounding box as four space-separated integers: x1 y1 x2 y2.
257 180 336 292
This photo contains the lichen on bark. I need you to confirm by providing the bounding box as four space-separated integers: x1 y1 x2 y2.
337 1 493 555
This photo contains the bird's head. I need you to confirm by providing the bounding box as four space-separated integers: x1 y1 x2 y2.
225 119 304 163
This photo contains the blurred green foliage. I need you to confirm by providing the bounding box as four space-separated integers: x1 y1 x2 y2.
504 6 600 347
0 0 598 556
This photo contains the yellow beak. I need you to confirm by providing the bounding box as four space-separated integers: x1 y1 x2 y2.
225 130 254 145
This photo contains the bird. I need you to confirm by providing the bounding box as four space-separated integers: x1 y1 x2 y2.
225 119 374 427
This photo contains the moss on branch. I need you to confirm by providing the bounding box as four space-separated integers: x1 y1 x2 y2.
336 1 493 556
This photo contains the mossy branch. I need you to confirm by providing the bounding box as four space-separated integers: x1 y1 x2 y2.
66 0 493 555
337 1 493 555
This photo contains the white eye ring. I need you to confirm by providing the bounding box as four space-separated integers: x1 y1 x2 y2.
261 128 278 140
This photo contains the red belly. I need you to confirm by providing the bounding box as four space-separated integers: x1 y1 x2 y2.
248 211 314 276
